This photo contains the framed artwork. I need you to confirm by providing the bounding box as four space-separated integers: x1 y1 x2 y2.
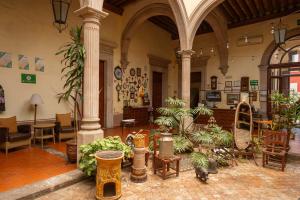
249 91 258 101
136 68 141 77
210 76 218 90
224 87 232 93
227 94 240 105
225 81 232 87
130 68 136 76
35 57 45 72
206 90 221 102
18 55 29 70
0 51 12 68
241 76 249 92
233 80 241 87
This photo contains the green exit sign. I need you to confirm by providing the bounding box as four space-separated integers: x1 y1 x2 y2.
21 73 36 84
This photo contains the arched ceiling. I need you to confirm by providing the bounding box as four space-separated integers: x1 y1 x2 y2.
104 0 300 39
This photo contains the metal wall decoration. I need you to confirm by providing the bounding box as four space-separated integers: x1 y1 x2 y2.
114 66 149 105
210 76 218 90
0 84 5 112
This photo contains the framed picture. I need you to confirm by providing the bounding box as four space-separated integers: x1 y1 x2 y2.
225 81 232 87
206 90 221 102
227 94 240 105
224 87 232 93
233 80 241 87
136 68 141 77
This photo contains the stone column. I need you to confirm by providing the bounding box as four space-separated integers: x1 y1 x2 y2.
179 50 194 108
75 7 108 150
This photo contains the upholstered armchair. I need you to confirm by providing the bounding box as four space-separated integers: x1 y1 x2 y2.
54 113 76 142
0 116 31 155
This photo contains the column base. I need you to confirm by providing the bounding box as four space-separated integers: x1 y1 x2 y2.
77 128 104 165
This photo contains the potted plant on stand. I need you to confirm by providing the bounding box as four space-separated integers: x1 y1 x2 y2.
56 26 84 162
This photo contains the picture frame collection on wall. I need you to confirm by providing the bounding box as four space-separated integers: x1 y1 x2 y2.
0 50 45 72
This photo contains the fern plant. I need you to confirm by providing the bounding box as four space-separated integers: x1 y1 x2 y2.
154 97 212 135
191 125 233 167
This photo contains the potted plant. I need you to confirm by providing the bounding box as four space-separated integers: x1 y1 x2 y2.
56 26 85 162
271 91 300 142
79 136 133 176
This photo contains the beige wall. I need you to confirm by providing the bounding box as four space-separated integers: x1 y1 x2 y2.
192 13 300 110
0 0 81 121
0 0 177 123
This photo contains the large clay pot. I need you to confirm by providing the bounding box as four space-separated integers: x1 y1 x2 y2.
159 132 173 159
66 139 77 163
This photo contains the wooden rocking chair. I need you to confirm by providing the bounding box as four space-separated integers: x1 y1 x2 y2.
262 130 288 171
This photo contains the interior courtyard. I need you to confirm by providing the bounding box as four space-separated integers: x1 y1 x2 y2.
0 0 300 199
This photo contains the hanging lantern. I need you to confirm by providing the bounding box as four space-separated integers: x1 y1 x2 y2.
273 19 286 45
51 0 71 33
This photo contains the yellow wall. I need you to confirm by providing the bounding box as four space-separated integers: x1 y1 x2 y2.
192 13 300 109
0 0 177 123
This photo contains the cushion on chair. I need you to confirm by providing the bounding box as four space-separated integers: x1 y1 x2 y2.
0 116 17 134
56 113 72 127
8 132 31 142
61 126 75 133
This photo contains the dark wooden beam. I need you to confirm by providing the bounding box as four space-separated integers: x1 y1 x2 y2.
245 0 258 17
253 0 265 16
262 0 273 15
222 2 240 22
236 0 252 19
103 2 123 15
219 5 234 23
148 17 178 38
271 0 280 13
228 6 300 29
279 0 287 11
228 0 246 20
118 0 137 7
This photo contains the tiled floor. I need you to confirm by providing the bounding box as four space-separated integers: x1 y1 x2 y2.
36 159 300 200
0 125 149 192
0 143 76 192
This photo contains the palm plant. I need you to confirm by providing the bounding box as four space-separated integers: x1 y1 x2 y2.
56 26 85 136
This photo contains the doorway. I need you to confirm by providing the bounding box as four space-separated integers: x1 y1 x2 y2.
190 72 201 108
99 60 105 127
152 71 163 119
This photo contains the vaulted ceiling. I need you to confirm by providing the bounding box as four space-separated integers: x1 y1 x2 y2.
104 0 300 40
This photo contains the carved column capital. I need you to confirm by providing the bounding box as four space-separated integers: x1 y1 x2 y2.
178 49 195 59
75 6 108 25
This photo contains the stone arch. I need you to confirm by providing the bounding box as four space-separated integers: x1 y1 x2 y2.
258 27 300 115
120 3 180 69
204 8 228 75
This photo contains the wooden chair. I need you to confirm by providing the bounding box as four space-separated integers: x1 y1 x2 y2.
262 130 288 171
153 134 181 180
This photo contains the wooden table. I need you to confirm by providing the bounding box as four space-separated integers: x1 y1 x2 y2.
253 120 272 140
33 123 55 149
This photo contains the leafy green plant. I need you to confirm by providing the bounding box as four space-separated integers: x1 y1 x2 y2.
79 136 133 176
191 125 233 168
154 97 212 135
191 152 209 168
173 136 193 154
56 26 85 134
271 91 300 134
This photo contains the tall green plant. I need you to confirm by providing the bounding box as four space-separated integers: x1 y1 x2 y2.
56 26 85 135
154 97 213 135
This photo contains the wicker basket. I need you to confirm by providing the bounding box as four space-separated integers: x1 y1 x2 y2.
66 140 77 163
